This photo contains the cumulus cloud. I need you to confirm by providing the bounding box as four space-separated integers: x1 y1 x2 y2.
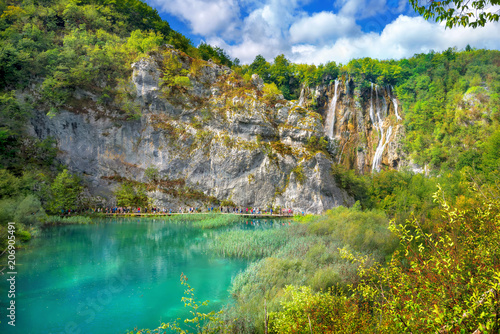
289 11 361 44
207 0 306 62
150 0 500 65
289 15 500 64
147 0 241 37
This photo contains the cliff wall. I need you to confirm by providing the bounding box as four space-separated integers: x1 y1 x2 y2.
30 49 359 213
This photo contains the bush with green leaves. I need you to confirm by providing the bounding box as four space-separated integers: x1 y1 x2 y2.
269 285 372 334
114 182 149 208
47 169 83 214
341 185 500 332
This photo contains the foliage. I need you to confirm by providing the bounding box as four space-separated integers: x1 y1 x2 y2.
48 169 83 214
114 182 149 207
0 169 21 199
342 185 500 332
213 207 396 333
410 0 500 28
342 57 409 86
331 164 370 207
160 51 191 95
309 206 396 258
191 214 241 229
197 42 232 67
14 194 47 226
291 165 305 185
241 54 340 100
262 82 282 104
44 215 92 224
144 165 160 183
0 92 31 170
304 135 329 155
269 285 372 334
207 227 291 259
393 49 500 171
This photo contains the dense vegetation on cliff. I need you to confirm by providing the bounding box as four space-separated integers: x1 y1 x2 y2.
1 0 499 333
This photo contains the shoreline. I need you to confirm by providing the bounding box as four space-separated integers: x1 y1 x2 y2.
100 212 296 219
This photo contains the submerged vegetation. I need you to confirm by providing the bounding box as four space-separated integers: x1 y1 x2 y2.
167 213 242 229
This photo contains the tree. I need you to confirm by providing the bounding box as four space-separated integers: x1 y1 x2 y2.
144 166 160 183
114 182 149 207
48 169 83 213
410 0 500 28
249 55 271 82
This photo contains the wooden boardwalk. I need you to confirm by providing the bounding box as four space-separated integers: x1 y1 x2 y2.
103 212 294 219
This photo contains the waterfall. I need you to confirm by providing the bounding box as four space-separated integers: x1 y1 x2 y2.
325 79 339 139
298 88 305 107
371 126 393 172
391 86 402 120
371 85 393 172
369 83 375 125
392 98 401 120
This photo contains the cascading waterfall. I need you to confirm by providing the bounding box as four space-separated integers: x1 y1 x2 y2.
380 85 388 117
371 85 393 172
372 126 393 172
325 79 340 139
298 88 306 107
369 83 375 125
391 86 402 120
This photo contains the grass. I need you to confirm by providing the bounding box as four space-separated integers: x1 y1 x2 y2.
166 213 241 229
207 228 291 259
44 215 93 225
191 214 241 229
208 205 398 333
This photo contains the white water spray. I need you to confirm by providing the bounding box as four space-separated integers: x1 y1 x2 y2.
371 126 393 172
371 85 393 172
369 83 375 125
325 79 339 139
391 86 402 120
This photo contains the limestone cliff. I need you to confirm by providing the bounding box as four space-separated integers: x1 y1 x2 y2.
30 49 356 213
299 79 406 174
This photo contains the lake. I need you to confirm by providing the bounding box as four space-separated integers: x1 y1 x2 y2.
0 217 269 334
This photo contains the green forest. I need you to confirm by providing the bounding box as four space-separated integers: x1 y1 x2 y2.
1 0 499 333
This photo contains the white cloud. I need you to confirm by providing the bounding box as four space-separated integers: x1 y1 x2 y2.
150 0 500 65
289 15 500 64
289 11 361 44
148 0 241 36
207 0 306 62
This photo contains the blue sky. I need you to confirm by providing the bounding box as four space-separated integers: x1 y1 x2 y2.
145 0 500 65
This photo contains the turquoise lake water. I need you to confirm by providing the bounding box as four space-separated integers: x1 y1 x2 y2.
0 218 266 334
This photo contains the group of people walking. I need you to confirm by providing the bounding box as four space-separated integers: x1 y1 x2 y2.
97 206 295 216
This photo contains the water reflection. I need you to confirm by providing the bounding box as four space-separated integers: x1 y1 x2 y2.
0 217 273 334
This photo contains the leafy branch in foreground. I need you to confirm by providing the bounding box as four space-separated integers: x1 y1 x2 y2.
341 184 500 332
409 0 500 28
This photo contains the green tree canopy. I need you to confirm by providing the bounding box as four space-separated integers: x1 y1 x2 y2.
48 169 83 213
114 182 149 207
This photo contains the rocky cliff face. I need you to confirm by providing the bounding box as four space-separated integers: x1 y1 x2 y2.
29 49 356 213
28 48 408 213
300 79 406 174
